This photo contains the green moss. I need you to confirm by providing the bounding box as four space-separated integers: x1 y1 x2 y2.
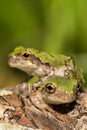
9 46 25 56
41 78 78 94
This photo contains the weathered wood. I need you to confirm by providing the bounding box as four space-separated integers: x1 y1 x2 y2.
0 86 87 130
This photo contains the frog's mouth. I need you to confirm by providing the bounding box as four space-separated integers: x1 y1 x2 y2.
9 54 35 65
8 61 38 74
8 55 37 73
42 88 76 105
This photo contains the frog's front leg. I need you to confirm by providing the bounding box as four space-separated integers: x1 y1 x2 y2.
32 77 48 89
29 90 52 116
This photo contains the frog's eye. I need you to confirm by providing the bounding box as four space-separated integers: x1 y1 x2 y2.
21 51 32 59
45 83 56 93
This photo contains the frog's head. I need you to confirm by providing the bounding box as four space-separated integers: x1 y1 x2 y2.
8 46 43 75
40 78 79 104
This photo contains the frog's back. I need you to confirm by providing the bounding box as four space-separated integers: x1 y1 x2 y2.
27 48 68 67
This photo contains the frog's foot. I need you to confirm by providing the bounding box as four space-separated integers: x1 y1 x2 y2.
31 77 49 92
31 72 54 91
64 57 76 78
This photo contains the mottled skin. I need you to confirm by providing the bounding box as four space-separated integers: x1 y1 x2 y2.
8 46 84 119
8 46 83 87
27 76 80 119
28 77 78 105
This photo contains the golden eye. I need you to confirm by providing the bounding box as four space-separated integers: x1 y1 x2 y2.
45 83 56 93
22 51 32 59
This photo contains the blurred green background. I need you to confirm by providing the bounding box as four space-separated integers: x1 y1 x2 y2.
0 0 87 88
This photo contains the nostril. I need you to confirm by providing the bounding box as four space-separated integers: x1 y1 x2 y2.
12 55 16 59
9 55 17 63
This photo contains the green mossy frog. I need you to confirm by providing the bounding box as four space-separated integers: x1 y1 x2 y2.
13 76 80 120
28 76 79 105
26 76 81 119
8 46 82 82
